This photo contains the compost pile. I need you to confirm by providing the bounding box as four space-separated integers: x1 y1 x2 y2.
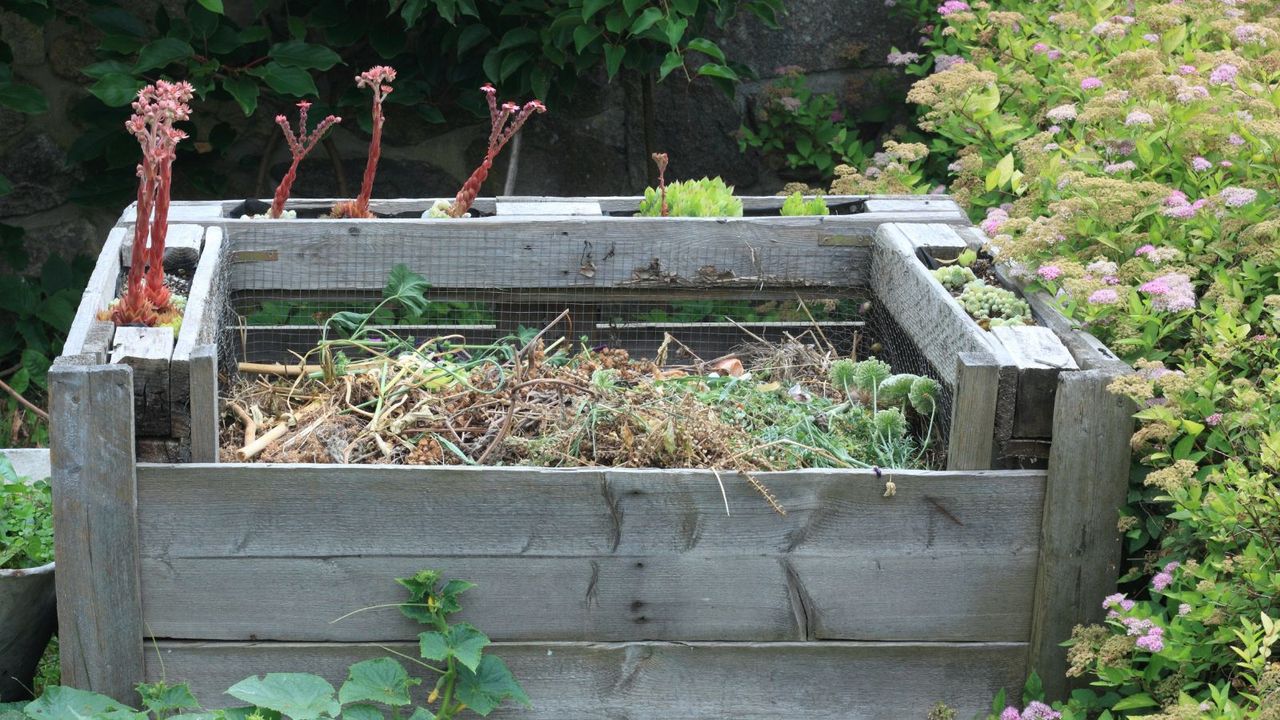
223 313 943 502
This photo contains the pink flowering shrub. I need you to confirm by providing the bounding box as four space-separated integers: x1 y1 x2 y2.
881 0 1280 717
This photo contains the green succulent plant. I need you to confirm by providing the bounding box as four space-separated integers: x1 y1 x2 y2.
850 357 892 393
780 192 830 216
877 373 917 407
931 265 979 292
873 407 908 439
908 376 940 415
638 177 743 217
958 283 1032 328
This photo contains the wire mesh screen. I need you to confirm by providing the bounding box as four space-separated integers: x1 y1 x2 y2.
210 219 956 460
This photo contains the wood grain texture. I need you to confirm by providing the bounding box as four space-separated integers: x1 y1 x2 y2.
1031 369 1135 699
0 447 49 480
871 224 998 387
496 199 603 216
892 222 970 261
63 227 125 357
862 197 965 216
222 217 877 292
49 363 144 702
947 353 1000 470
134 465 1044 643
992 326 1077 441
120 202 229 223
147 640 1027 719
171 227 220 439
120 224 205 269
110 326 174 437
188 344 219 463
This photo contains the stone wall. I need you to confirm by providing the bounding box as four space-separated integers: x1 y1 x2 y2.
0 1 913 269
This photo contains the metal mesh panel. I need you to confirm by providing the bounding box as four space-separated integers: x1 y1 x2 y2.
209 220 955 460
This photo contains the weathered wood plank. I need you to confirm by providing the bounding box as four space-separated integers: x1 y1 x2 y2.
171 228 221 439
223 217 876 292
1031 369 1135 699
871 224 999 386
120 224 205 269
992 325 1079 440
149 640 1027 719
496 199 603 216
134 465 1044 642
863 197 964 215
49 364 143 702
0 448 50 480
120 202 228 223
893 222 971 261
63 227 126 357
110 326 174 436
82 320 115 363
947 353 1000 470
188 344 219 463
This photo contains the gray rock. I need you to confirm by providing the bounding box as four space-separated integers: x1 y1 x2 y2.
1 216 99 274
0 11 44 67
717 0 914 77
0 134 80 218
0 108 27 144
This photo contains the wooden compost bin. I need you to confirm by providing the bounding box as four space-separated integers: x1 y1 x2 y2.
50 195 1133 718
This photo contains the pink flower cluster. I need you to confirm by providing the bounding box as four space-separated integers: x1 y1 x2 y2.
1032 43 1062 60
937 0 969 15
934 54 965 71
1088 288 1119 305
1104 160 1136 174
980 206 1009 234
887 50 921 66
1124 110 1154 126
1140 273 1196 312
999 702 1061 720
1205 412 1223 426
1037 265 1062 281
1219 186 1258 207
1152 561 1180 591
1209 63 1238 85
1046 103 1077 122
1191 156 1212 172
1080 76 1103 90
1163 190 1207 219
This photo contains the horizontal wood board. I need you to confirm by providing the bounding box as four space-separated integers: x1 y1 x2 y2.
135 464 1044 643
148 640 1026 719
222 217 880 293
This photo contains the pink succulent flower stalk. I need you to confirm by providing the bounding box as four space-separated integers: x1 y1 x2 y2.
333 66 395 219
272 101 341 219
448 84 546 218
652 152 669 217
114 80 193 327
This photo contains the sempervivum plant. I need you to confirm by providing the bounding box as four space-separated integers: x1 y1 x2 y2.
332 66 395 220
429 84 546 218
637 176 743 217
111 80 194 329
268 101 340 219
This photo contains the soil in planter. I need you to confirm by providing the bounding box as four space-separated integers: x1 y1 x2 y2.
227 199 493 219
222 327 943 485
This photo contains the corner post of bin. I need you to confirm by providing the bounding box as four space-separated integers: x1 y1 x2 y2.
49 359 145 702
1030 366 1135 699
946 352 1001 470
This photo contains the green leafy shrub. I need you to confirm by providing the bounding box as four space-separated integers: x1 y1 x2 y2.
737 69 870 178
637 177 742 217
7 570 526 719
883 0 1280 716
779 191 829 216
0 454 53 570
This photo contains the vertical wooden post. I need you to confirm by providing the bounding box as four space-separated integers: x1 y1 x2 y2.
189 343 220 463
1030 369 1134 698
49 363 145 702
947 352 1000 470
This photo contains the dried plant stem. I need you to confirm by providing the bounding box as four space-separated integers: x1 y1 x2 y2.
0 377 48 421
